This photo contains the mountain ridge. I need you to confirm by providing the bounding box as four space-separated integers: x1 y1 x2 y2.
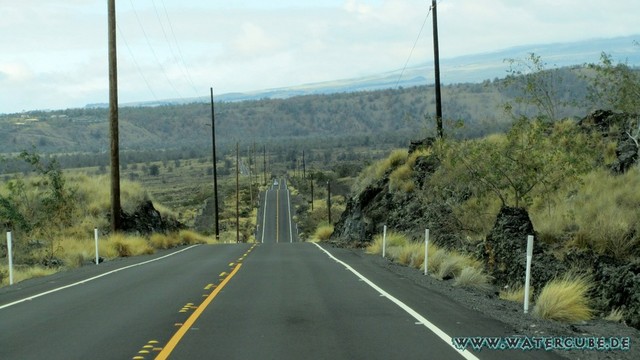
83 34 639 109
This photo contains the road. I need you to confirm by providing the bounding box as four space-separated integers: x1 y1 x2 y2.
257 178 297 243
0 180 564 359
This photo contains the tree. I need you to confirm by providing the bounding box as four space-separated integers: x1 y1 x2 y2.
148 164 160 176
503 53 568 121
449 118 592 209
588 50 640 155
0 151 78 264
588 51 640 115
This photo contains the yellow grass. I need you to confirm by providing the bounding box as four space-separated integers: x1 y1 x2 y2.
311 224 334 242
499 285 534 303
389 164 415 193
533 273 593 322
531 169 640 259
437 252 468 280
453 266 492 290
105 233 155 257
0 265 57 286
603 308 625 322
365 231 409 255
365 231 488 287
178 229 211 245
355 149 408 191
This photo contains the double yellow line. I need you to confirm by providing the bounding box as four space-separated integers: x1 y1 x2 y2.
154 263 243 359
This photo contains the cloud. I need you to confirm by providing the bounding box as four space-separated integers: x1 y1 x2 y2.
1 0 639 113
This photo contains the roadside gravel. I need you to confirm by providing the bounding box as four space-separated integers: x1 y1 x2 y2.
346 246 639 360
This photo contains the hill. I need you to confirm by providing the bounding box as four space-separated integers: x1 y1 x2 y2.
0 66 594 158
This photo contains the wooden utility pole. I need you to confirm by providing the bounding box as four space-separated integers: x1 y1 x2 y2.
263 145 267 186
210 88 220 240
108 0 121 232
302 150 306 179
310 178 314 211
236 142 240 243
432 0 443 139
248 145 253 207
327 181 332 224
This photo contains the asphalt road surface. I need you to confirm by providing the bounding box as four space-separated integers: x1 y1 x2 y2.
257 178 297 243
0 180 564 359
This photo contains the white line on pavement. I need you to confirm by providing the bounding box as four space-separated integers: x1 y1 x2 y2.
312 242 479 360
0 245 200 310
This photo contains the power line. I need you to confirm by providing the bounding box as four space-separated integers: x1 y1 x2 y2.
128 0 183 100
117 23 159 102
151 0 198 96
160 0 199 95
394 6 432 88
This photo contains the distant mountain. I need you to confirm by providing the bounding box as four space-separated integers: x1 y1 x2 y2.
99 35 638 108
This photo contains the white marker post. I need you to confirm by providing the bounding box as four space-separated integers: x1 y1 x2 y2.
382 225 387 258
94 228 99 265
524 235 534 314
7 231 14 285
424 229 430 275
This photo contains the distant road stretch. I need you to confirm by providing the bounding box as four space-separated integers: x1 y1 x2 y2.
257 178 297 243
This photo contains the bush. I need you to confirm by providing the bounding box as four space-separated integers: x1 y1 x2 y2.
453 266 492 291
311 224 334 242
108 234 154 257
533 272 593 322
178 230 209 245
365 231 409 255
499 285 534 303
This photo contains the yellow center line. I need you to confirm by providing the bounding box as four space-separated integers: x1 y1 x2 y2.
276 189 280 243
155 263 243 360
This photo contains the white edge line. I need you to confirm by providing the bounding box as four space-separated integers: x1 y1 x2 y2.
261 190 269 243
286 188 293 243
312 242 479 360
0 245 200 310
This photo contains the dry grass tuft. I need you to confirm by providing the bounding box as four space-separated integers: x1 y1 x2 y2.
354 149 408 192
533 272 593 322
311 224 334 242
107 233 154 257
178 230 209 245
389 164 415 193
453 266 492 291
366 231 409 255
603 308 625 322
437 253 467 280
531 169 640 260
499 285 534 303
0 265 57 286
149 233 175 250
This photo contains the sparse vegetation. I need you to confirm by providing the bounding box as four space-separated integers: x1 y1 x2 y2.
311 224 334 242
533 272 594 322
366 230 491 290
499 285 534 303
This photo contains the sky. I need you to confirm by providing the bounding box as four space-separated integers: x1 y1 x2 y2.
0 0 639 114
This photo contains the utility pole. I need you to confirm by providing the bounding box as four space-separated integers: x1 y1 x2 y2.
236 142 240 243
327 181 332 224
263 145 267 186
248 144 253 207
310 177 314 211
302 150 306 179
432 0 443 139
210 88 219 241
108 0 121 232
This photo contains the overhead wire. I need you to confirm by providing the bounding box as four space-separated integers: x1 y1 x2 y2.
117 23 159 102
151 0 199 97
128 0 183 100
394 5 433 88
159 0 199 95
